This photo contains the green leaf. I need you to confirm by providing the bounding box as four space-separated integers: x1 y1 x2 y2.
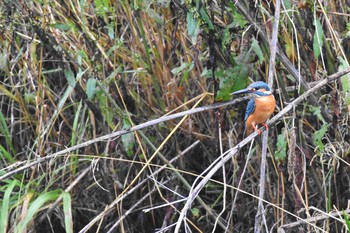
0 111 16 156
191 208 200 218
215 66 249 101
275 132 287 161
64 68 76 87
310 106 325 124
107 22 115 39
181 62 194 85
24 92 36 105
339 57 350 92
227 2 247 27
283 0 292 11
171 63 189 75
338 56 350 105
145 8 165 25
200 67 208 77
187 12 199 43
343 210 350 232
187 12 196 36
251 38 264 63
86 78 97 101
222 28 231 51
96 89 115 128
70 100 83 147
313 124 328 153
200 8 214 30
0 144 15 163
50 23 71 31
121 118 135 157
94 0 109 17
313 18 324 59
138 153 146 160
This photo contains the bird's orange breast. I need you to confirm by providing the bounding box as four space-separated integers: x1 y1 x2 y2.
245 95 276 135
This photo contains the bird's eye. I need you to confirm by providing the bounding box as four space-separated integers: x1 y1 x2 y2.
254 87 260 90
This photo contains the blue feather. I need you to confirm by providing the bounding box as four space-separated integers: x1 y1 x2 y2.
248 81 270 91
232 81 274 135
244 98 255 122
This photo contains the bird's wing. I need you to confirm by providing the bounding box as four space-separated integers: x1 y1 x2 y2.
244 98 255 122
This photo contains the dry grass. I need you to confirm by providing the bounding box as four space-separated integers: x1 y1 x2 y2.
0 0 349 232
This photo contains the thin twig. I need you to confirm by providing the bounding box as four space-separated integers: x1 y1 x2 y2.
255 0 281 232
234 1 332 121
78 140 200 233
278 208 350 231
139 131 227 230
211 123 226 233
173 67 350 232
35 166 91 225
0 95 249 182
4 62 348 182
106 180 171 233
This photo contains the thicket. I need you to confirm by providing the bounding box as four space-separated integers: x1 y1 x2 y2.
0 0 349 232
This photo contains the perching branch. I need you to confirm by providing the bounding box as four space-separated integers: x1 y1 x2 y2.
234 1 332 122
1 67 349 183
0 95 249 182
173 66 350 232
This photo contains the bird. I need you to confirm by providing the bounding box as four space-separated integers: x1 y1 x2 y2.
231 81 276 136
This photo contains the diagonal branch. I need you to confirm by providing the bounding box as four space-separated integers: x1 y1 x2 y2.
234 1 332 121
173 66 350 232
0 95 249 182
1 66 349 183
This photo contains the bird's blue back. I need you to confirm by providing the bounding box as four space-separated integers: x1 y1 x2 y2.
244 81 271 121
232 81 275 135
245 98 255 122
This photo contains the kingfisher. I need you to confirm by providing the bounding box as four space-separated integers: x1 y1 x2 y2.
231 81 276 136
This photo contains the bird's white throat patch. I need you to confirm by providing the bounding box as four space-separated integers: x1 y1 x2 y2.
252 90 271 97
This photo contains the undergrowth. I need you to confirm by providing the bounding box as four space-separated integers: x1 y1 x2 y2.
0 0 349 232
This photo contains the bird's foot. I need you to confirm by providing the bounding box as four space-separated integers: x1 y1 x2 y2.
261 123 269 131
252 124 261 135
255 129 261 135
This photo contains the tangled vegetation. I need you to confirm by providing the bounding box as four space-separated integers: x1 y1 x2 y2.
0 0 349 232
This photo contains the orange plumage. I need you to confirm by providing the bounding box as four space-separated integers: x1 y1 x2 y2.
245 94 275 135
231 81 276 136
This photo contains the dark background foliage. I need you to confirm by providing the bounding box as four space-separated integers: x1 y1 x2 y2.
0 0 349 232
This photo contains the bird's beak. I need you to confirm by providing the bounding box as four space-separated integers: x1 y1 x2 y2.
231 88 251 95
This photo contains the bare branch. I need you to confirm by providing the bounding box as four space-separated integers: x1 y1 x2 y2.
174 66 350 232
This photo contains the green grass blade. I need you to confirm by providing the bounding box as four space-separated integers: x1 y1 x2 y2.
0 144 15 163
37 68 77 144
16 190 61 233
0 111 16 156
313 18 324 59
136 17 164 111
0 180 18 233
62 192 73 233
343 210 350 232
